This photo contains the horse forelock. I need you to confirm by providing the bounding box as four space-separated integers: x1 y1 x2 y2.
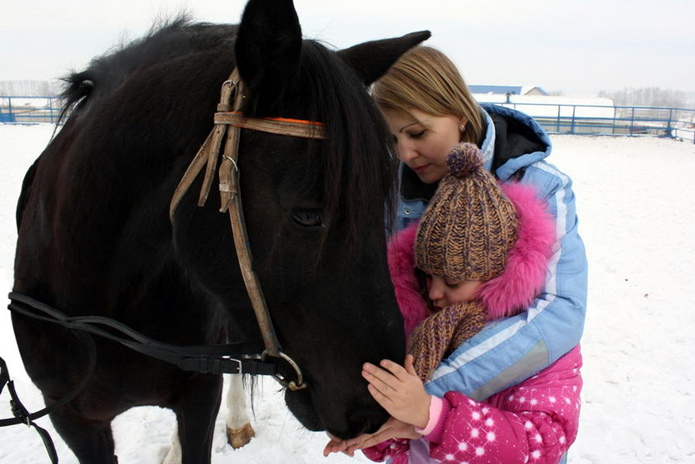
286 41 397 252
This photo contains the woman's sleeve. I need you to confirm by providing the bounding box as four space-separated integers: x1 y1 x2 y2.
426 346 582 464
426 162 588 400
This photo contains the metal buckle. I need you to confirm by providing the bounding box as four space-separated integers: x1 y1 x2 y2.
222 356 243 375
262 350 307 391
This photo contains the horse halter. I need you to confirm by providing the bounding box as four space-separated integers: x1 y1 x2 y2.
170 69 325 391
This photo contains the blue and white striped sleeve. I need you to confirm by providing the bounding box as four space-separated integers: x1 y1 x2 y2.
425 160 588 401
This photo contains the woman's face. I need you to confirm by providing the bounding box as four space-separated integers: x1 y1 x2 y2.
382 108 465 184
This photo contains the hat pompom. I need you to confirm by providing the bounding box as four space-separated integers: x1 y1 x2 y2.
447 143 484 179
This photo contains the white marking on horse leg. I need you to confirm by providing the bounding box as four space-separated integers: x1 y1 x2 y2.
225 374 255 449
161 423 182 464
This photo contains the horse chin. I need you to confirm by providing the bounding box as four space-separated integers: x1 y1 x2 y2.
284 388 323 431
283 387 390 439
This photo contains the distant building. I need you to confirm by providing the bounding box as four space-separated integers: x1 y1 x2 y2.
469 85 549 96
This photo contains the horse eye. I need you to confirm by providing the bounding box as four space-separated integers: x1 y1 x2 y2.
292 209 323 228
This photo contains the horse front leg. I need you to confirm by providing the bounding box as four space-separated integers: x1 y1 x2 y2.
162 373 253 464
164 373 222 464
225 373 255 449
48 406 117 464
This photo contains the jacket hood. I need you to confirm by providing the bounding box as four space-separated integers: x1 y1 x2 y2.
481 104 552 182
388 181 555 335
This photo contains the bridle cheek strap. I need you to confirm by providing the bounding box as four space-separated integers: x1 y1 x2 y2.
170 69 324 391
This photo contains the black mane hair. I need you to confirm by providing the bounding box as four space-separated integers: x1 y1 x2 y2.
60 19 396 252
60 17 236 120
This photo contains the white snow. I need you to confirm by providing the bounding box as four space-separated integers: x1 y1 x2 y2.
1 124 694 463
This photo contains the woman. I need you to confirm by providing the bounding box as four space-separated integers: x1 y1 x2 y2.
325 45 586 464
372 46 587 405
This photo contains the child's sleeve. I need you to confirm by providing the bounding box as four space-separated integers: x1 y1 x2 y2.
361 439 409 462
425 346 582 464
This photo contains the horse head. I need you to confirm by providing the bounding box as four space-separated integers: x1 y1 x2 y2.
173 0 429 438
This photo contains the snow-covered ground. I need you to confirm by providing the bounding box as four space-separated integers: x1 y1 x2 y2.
1 124 694 463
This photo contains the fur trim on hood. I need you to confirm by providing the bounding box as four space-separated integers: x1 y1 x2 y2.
387 182 555 337
387 224 430 337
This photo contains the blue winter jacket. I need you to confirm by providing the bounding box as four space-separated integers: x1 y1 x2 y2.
395 103 588 401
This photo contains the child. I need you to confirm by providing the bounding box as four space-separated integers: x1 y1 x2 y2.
325 143 582 464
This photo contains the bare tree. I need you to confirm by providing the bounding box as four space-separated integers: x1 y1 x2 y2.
599 87 688 108
0 80 62 96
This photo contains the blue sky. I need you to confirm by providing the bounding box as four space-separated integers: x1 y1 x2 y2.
2 0 693 96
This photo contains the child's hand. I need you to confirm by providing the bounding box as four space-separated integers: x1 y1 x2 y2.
362 354 431 428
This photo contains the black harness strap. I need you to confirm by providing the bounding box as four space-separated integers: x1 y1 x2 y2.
1 357 59 463
7 292 280 376
2 292 283 463
0 327 96 464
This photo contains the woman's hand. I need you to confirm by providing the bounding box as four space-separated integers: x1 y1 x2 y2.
323 433 350 457
362 354 431 429
323 417 420 457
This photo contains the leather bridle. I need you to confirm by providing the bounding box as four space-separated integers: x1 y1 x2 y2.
170 68 325 391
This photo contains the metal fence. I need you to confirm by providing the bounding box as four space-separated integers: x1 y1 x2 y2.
478 100 695 143
0 96 64 124
3 95 695 143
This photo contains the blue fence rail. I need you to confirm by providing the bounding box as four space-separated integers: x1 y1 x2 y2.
477 100 695 143
3 95 695 142
0 96 63 124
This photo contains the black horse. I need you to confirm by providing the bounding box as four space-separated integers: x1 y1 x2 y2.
10 0 429 462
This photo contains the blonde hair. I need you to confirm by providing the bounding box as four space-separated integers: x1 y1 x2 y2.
372 46 483 145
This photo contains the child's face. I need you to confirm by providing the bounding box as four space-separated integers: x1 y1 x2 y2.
426 275 483 309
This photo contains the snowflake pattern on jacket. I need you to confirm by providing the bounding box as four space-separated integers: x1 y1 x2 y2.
363 348 582 464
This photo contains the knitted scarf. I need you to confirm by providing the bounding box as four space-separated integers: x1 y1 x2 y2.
407 300 487 382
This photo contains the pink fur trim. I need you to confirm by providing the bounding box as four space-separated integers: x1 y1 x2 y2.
387 224 429 337
478 182 556 320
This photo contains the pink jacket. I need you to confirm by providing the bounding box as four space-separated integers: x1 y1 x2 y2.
364 182 582 464
363 346 582 464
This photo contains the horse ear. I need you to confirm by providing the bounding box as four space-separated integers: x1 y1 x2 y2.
337 31 431 86
235 0 302 101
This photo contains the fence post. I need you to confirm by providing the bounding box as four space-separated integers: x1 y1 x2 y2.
556 105 561 133
665 108 673 138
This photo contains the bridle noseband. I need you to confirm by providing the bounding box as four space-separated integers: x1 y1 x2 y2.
170 68 325 391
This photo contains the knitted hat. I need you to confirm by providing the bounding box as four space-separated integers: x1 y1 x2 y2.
415 143 518 282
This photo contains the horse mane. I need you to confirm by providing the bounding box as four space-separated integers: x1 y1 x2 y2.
59 17 237 121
